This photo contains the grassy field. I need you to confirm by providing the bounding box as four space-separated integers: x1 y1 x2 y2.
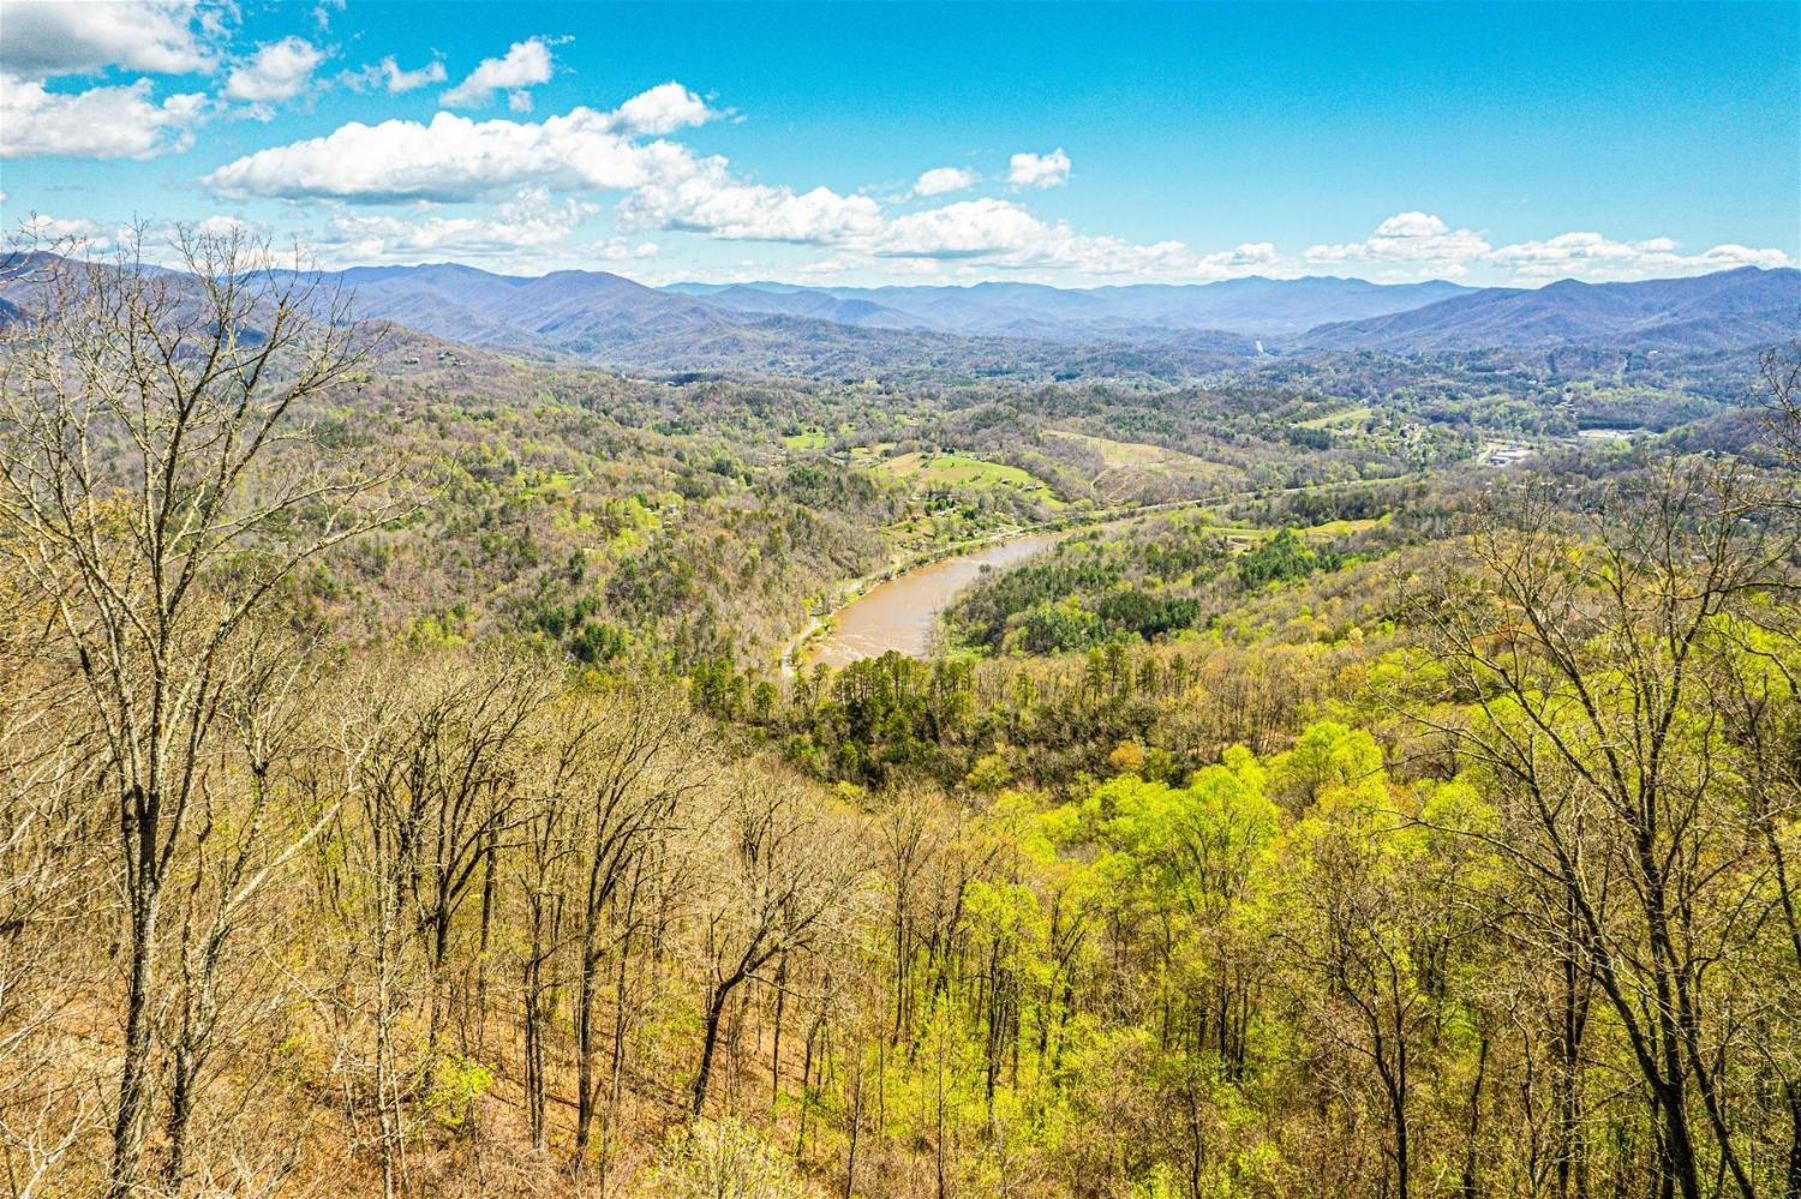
1042 428 1230 501
782 427 829 449
882 450 1066 506
1044 428 1217 470
1294 405 1376 430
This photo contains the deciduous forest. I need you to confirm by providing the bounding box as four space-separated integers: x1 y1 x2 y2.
1 231 1797 1199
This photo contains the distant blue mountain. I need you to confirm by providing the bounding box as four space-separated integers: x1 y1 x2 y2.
329 263 727 349
11 256 1788 376
1291 267 1801 353
666 275 1473 338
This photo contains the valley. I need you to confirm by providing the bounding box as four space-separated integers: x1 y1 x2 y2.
2 181 1797 1199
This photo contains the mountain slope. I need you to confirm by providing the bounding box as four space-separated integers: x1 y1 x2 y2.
314 263 1259 378
688 285 928 330
336 264 728 350
1291 266 1801 353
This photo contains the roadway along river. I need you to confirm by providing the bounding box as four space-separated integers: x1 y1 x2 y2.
805 531 1064 669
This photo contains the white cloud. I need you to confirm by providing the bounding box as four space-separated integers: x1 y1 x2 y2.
340 56 450 94
206 108 669 201
619 156 884 243
1691 244 1793 270
912 166 978 197
611 81 715 135
0 0 212 77
196 214 257 237
223 37 324 107
0 72 206 159
15 212 113 248
871 197 1276 279
204 83 721 203
204 92 1266 280
320 188 599 261
1485 231 1792 280
1311 212 1794 282
198 85 1791 287
878 197 1043 258
1007 148 1070 189
380 57 448 94
1306 212 1491 275
591 238 659 261
441 38 555 110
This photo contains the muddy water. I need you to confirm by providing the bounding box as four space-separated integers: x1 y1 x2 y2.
807 532 1063 668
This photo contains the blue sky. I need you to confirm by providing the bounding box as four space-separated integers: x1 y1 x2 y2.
2 1 1796 287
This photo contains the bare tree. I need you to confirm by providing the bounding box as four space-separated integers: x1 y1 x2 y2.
1760 344 1801 470
689 772 865 1118
160 629 339 1190
338 652 544 1195
1409 459 1797 1199
565 684 709 1171
515 713 583 1156
0 225 387 1198
0 565 106 1199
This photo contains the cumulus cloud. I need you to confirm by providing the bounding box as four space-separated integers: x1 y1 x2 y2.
1485 231 1792 280
15 212 114 248
0 0 214 159
878 197 1043 258
0 0 213 77
611 81 715 135
619 156 884 243
223 37 325 105
1007 148 1070 189
912 166 978 197
320 188 599 260
1306 212 1491 275
380 56 448 94
591 238 660 262
206 112 653 201
195 214 259 238
203 84 720 202
0 72 206 159
202 91 1268 279
1689 244 1794 271
441 38 555 110
871 197 1276 278
197 83 1790 286
1311 212 1794 282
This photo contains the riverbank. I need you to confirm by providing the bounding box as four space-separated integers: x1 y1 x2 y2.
778 494 1224 676
778 471 1430 675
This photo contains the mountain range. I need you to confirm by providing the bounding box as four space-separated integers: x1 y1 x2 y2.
331 263 1794 367
667 276 1476 339
5 255 1795 377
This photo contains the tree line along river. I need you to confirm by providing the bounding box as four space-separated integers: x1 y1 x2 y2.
802 531 1064 668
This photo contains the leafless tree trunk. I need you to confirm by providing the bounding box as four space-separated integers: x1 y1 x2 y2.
566 687 704 1169
1408 458 1796 1199
0 225 386 1198
689 772 864 1118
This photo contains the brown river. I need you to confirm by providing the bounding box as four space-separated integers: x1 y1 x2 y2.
803 531 1064 669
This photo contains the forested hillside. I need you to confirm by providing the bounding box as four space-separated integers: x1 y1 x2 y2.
1 232 1797 1199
